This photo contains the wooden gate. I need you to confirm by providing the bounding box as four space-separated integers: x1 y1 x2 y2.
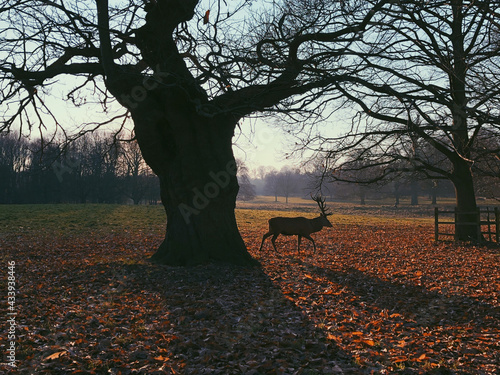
434 207 500 242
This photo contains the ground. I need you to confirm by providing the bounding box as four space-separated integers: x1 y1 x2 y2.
0 200 498 374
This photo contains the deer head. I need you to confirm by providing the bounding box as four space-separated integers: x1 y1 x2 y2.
311 194 333 225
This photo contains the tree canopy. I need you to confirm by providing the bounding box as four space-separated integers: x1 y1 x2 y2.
0 0 393 138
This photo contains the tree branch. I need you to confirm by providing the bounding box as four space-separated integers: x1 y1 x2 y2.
96 0 116 80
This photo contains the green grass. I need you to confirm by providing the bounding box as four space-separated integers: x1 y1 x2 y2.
0 198 435 241
237 208 431 228
1 194 496 237
237 195 442 226
240 194 458 207
239 195 499 209
0 204 166 237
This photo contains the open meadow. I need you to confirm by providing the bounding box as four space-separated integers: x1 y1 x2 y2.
0 200 498 374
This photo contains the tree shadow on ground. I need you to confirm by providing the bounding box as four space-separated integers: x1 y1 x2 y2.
293 260 500 374
16 258 372 374
112 262 367 374
303 262 499 329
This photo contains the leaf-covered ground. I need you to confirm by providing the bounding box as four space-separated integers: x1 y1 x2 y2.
0 204 498 374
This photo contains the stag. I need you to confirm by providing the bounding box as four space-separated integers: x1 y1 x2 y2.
259 195 333 253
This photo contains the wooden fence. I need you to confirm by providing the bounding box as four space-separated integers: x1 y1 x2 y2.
434 207 500 242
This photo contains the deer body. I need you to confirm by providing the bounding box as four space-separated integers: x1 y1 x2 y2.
259 195 333 253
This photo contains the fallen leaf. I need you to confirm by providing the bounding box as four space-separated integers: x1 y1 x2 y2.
44 351 67 361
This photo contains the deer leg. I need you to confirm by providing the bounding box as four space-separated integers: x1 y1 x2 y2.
297 235 302 254
304 235 316 253
259 232 273 251
271 234 279 252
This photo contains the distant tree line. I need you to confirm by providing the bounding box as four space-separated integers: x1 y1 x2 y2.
2 128 493 206
236 160 257 202
254 165 462 206
255 167 310 204
0 132 160 204
0 132 258 205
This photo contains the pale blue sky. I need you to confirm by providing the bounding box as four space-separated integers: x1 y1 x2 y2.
234 119 293 173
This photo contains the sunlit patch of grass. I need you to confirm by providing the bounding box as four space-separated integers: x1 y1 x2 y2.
236 209 432 232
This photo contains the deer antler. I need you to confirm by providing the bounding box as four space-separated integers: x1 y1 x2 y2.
311 194 331 216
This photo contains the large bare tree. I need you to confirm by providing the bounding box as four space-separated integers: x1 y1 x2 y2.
302 0 500 241
0 0 391 264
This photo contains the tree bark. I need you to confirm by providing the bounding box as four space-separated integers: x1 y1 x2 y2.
452 159 481 241
448 0 481 242
431 180 437 205
128 96 256 266
154 172 253 266
410 180 419 206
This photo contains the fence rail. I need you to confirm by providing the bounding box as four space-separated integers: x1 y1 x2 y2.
434 207 500 242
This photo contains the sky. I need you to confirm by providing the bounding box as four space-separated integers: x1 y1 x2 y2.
11 76 300 176
233 119 295 174
232 108 355 176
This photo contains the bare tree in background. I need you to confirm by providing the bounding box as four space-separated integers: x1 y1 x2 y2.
264 169 280 202
119 135 154 204
236 159 256 201
262 167 303 203
278 167 296 204
301 1 500 240
472 130 500 201
0 132 30 203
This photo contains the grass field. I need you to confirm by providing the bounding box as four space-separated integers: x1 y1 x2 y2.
0 201 499 374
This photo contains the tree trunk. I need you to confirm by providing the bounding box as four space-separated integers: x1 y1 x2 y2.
95 0 261 266
393 181 400 207
130 101 257 266
153 172 252 265
452 160 481 241
410 180 419 206
431 180 437 205
449 0 480 242
359 185 366 205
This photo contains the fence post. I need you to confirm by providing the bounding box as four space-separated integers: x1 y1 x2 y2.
476 208 481 242
496 207 499 243
486 207 491 242
454 207 458 241
434 207 439 242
